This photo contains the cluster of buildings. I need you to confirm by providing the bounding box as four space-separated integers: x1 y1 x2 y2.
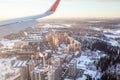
45 32 81 54
12 32 81 80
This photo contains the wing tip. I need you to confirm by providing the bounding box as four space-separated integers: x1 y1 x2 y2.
49 0 61 12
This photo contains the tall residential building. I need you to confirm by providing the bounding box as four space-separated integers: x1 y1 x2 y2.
69 59 77 78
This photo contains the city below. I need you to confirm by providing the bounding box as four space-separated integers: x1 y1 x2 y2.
0 19 120 80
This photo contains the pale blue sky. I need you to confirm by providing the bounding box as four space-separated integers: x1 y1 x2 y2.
0 0 120 20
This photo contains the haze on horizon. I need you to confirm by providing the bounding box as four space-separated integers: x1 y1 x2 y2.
0 0 120 20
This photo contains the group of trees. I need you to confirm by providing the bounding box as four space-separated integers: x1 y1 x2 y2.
97 52 120 80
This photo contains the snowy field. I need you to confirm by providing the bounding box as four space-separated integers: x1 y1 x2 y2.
90 26 120 47
76 50 106 79
0 57 19 80
41 23 71 28
0 39 20 80
0 39 20 49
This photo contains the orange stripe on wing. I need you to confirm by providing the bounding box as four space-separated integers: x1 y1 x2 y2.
49 0 61 12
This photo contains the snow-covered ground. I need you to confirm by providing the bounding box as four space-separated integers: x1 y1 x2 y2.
76 50 107 79
115 30 120 35
27 34 42 40
0 39 20 49
42 24 71 28
89 26 120 35
89 26 120 47
0 39 21 80
108 39 120 47
104 33 120 47
104 34 120 39
0 57 19 80
89 27 101 31
87 20 102 23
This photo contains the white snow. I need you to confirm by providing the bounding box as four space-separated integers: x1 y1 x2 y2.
103 28 120 35
77 50 106 79
42 24 71 28
88 21 101 23
115 30 120 34
89 27 101 31
103 31 120 47
84 70 97 77
60 43 67 49
64 78 72 80
77 75 87 80
108 40 120 47
103 29 120 47
0 39 20 49
44 50 52 53
0 57 19 80
104 34 120 39
28 34 42 40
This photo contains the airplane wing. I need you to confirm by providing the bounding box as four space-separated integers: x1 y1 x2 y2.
0 0 61 38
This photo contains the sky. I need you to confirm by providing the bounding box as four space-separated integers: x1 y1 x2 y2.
0 0 120 20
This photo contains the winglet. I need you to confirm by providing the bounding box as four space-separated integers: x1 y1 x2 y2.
49 0 61 12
